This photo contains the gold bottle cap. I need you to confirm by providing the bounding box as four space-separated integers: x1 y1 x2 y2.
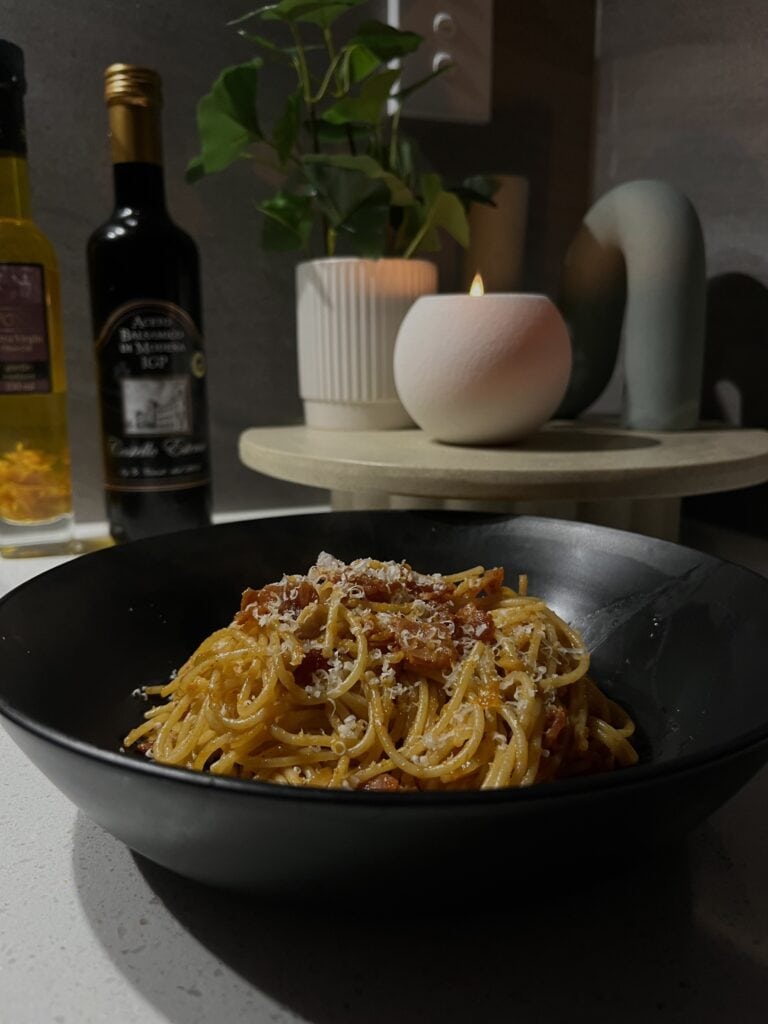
104 64 163 164
104 64 162 108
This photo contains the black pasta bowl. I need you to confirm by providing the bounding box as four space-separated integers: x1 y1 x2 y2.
2 511 768 895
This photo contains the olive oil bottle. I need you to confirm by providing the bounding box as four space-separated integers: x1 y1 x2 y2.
0 40 73 554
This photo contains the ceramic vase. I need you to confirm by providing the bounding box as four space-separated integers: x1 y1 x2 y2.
296 257 437 430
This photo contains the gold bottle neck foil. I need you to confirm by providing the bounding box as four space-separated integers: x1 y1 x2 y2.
104 64 163 165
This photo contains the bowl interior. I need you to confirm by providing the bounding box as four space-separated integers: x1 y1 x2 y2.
1 511 768 777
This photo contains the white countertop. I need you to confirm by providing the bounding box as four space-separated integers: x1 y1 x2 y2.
2 515 768 1023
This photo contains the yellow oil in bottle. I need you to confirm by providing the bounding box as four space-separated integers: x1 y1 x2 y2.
0 48 74 552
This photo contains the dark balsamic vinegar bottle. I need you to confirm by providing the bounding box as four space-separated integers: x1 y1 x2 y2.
87 64 211 543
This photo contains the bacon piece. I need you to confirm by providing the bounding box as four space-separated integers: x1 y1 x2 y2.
347 569 394 602
313 563 395 602
235 577 317 622
237 587 261 620
361 773 400 792
293 648 329 689
463 566 504 599
543 703 567 750
310 556 459 606
405 573 455 604
364 612 457 673
455 604 495 643
284 579 318 610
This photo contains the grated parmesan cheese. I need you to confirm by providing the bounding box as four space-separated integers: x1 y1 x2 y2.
337 714 362 739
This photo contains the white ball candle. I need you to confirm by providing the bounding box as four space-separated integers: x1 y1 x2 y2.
393 285 572 445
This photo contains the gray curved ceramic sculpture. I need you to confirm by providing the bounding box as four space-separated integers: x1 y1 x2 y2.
557 180 706 430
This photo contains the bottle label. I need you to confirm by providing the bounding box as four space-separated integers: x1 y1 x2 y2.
97 299 210 492
0 263 51 394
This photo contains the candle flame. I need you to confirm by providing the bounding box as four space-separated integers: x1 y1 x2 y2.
469 272 485 296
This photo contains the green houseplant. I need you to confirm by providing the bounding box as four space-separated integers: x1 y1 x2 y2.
188 0 495 257
189 0 497 428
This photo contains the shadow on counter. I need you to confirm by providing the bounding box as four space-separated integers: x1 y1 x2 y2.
72 801 768 1024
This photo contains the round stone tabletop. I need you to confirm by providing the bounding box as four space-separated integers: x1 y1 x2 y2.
239 421 768 502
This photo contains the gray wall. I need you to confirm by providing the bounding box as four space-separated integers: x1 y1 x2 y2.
592 0 768 419
595 0 768 285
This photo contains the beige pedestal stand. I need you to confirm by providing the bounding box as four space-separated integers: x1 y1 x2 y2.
239 421 768 541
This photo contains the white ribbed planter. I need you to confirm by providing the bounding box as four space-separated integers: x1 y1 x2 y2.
296 257 437 430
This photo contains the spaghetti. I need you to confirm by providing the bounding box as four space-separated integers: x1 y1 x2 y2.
124 553 638 790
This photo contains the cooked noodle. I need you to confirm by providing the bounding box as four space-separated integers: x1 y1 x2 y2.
124 553 638 790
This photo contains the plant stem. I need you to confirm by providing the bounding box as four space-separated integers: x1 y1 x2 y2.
322 27 343 95
311 121 332 254
403 202 438 259
388 103 401 171
312 49 345 103
289 22 332 255
288 23 312 103
308 107 323 161
402 230 423 260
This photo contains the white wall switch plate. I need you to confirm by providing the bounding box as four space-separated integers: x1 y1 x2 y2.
389 0 494 124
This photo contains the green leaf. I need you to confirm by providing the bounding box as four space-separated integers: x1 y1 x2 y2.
321 95 380 126
258 192 313 250
393 205 436 255
421 172 442 209
303 160 389 227
258 0 364 27
212 61 263 136
449 174 499 209
342 44 381 86
190 60 263 178
185 156 205 184
303 153 413 206
403 174 470 257
351 20 422 61
338 198 390 257
296 0 364 27
322 68 400 125
392 136 414 181
392 173 440 253
273 92 301 164
463 174 499 202
403 203 438 251
430 190 470 246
